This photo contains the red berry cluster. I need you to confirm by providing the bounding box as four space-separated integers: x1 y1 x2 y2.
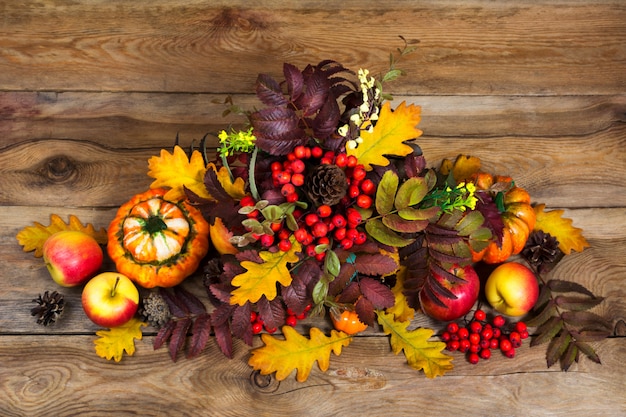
441 309 529 364
244 145 374 259
250 305 312 334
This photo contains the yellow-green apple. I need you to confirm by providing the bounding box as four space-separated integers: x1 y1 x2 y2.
81 272 139 327
419 264 480 321
485 262 539 316
42 230 104 287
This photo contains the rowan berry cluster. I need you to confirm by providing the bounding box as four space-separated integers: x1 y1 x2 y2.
441 309 529 364
242 145 374 260
250 304 312 334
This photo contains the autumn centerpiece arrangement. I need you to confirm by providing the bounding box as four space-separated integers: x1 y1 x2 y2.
18 46 611 380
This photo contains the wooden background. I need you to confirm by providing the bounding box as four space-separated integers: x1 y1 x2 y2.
1 1 625 416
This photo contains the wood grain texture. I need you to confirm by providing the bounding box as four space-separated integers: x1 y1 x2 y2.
0 1 624 94
0 1 624 416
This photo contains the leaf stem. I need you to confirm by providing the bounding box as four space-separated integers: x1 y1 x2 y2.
249 147 260 201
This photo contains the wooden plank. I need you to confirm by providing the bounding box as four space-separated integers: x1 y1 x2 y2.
2 93 625 145
0 335 624 416
0 1 624 94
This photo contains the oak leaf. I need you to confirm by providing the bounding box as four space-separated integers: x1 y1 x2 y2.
248 326 352 382
230 238 302 305
386 266 416 322
148 145 210 201
93 318 146 362
377 311 453 378
16 214 107 257
211 163 247 200
533 204 590 254
347 101 422 170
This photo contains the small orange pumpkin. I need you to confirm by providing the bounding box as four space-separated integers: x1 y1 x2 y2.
107 188 209 288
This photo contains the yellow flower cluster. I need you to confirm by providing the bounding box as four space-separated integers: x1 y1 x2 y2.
218 127 256 157
339 68 382 150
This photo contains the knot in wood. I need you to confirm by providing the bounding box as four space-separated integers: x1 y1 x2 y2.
40 155 78 184
249 370 280 393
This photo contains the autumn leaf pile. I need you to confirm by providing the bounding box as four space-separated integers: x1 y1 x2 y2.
17 49 607 379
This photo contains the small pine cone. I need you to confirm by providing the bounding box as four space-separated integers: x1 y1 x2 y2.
31 291 65 326
305 164 347 206
522 230 562 268
139 292 171 328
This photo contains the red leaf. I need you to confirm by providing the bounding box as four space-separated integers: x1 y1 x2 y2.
231 303 254 346
169 318 192 362
353 253 399 276
283 63 304 101
255 74 287 106
257 296 286 330
359 277 395 309
173 286 207 316
159 288 189 317
213 321 233 358
154 320 176 350
187 313 212 358
336 281 362 304
355 296 376 326
211 303 235 327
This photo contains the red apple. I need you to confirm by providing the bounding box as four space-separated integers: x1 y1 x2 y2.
419 264 480 321
43 230 104 287
485 262 539 316
81 272 139 328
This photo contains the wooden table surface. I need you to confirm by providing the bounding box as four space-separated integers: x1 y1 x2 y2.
1 1 625 416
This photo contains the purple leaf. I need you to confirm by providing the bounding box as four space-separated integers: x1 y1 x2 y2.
169 318 192 362
187 313 212 358
173 286 207 316
359 277 395 309
213 321 233 358
283 63 304 101
355 297 376 326
255 74 287 106
154 320 176 350
159 288 189 318
231 303 254 346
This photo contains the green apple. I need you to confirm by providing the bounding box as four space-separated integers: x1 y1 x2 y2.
485 262 539 316
43 230 104 287
81 272 139 327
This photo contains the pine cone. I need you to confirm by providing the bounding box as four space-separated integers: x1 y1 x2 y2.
305 164 347 206
31 291 65 326
139 292 171 328
522 230 562 269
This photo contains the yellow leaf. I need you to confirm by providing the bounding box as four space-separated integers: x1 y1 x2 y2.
533 204 590 255
210 163 247 200
230 238 302 306
16 214 108 258
248 326 352 382
347 101 422 170
377 311 453 378
147 145 211 201
385 266 416 322
93 318 147 362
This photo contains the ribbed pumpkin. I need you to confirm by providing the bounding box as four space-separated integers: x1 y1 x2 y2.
470 174 536 264
107 188 209 288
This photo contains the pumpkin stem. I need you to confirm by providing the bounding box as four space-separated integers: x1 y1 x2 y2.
144 215 168 234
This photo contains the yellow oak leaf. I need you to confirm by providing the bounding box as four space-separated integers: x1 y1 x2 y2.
16 214 108 258
147 145 211 201
347 101 422 170
377 311 453 378
385 266 416 322
230 238 302 306
533 203 590 255
248 326 353 382
209 163 247 200
93 318 147 362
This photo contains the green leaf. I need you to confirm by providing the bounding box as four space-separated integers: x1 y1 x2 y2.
546 330 571 368
312 280 329 305
397 206 440 221
395 177 429 209
365 218 415 247
526 300 557 328
382 214 429 233
547 279 595 297
554 295 604 311
574 340 601 364
455 211 485 236
325 250 341 277
531 316 563 346
376 171 399 215
560 342 579 371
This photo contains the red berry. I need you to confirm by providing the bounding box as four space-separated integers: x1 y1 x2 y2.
457 327 469 340
333 227 347 241
446 340 460 352
311 146 323 158
291 159 306 174
509 332 522 348
345 228 359 241
348 184 360 199
305 213 319 227
492 327 502 339
479 348 492 360
247 209 260 219
504 347 516 358
480 339 491 350
340 238 353 250
293 145 308 160
296 312 307 320
317 236 330 246
499 339 512 353
490 338 500 350
315 251 326 262
331 214 346 228
252 321 263 334
354 232 368 245
271 161 283 172
250 311 258 323
474 309 487 321
286 315 298 327
276 171 291 185
441 331 451 342
468 353 480 364
311 222 329 238
277 229 291 241
346 208 362 225
520 330 529 339
264 325 277 334
277 239 292 252
260 234 274 247
469 333 481 345
446 322 459 334
360 179 376 195
515 321 528 333
291 173 305 187
270 222 283 232
469 344 481 354
492 315 506 328
334 153 348 167
352 166 366 181
240 195 256 207
356 194 372 209
317 205 332 218
294 228 308 243
281 183 296 196
481 327 493 341
459 339 471 353
469 320 483 334
286 153 296 162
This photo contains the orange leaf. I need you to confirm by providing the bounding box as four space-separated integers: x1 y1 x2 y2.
248 326 352 382
209 163 247 200
16 214 108 257
230 237 302 306
93 318 146 362
377 311 453 378
534 204 590 255
347 101 422 170
147 145 211 201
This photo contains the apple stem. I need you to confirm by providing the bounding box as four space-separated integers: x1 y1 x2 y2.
111 276 120 298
